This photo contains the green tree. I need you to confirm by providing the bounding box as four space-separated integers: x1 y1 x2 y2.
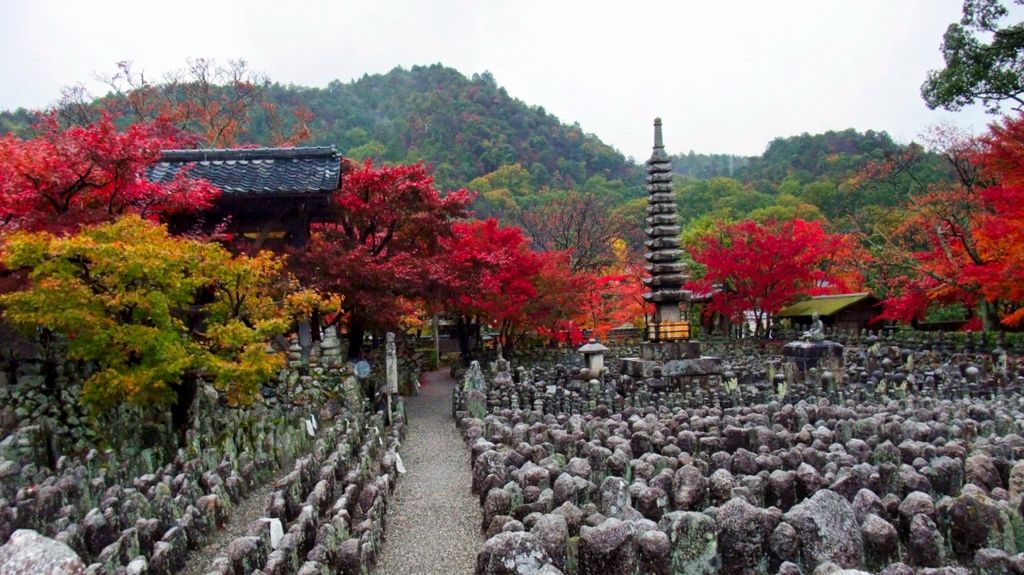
0 216 309 415
922 0 1024 112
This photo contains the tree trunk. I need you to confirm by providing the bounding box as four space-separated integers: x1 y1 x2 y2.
171 375 198 448
455 315 472 365
979 299 999 332
347 316 366 360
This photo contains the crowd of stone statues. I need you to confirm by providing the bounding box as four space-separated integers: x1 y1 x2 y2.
455 339 1024 574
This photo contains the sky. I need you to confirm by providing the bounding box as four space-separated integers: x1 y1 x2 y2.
0 0 1006 159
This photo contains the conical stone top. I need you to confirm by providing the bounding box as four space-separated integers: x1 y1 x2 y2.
648 117 669 163
642 118 689 318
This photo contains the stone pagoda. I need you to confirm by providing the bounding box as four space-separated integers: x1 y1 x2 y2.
622 118 721 381
643 118 692 345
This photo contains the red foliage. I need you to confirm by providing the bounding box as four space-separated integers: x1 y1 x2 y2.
574 265 647 339
688 219 862 334
437 218 583 348
969 115 1024 325
879 114 1024 327
300 161 473 351
0 114 219 235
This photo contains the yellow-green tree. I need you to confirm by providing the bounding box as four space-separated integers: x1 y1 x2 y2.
0 216 329 415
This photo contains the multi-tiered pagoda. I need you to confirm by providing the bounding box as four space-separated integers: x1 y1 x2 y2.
643 118 690 342
622 118 721 382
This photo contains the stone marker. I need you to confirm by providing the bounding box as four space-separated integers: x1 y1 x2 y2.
385 332 399 394
0 529 86 574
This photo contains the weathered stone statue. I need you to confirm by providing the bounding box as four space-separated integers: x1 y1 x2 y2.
464 361 487 419
803 312 825 342
464 361 485 392
385 332 398 394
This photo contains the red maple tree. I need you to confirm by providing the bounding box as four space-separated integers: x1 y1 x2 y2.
434 218 583 355
574 266 647 340
688 219 862 336
300 160 473 358
872 115 1024 328
0 114 219 236
960 114 1024 325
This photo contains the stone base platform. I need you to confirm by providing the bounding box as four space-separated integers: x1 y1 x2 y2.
621 356 724 379
639 341 701 360
782 340 844 370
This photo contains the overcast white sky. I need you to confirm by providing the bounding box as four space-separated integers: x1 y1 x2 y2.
0 0 1005 158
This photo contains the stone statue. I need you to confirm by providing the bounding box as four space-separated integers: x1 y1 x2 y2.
464 361 485 392
803 312 825 342
385 332 398 394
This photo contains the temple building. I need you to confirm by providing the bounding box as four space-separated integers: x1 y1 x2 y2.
148 146 342 247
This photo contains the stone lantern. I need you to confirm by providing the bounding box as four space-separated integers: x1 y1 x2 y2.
579 339 610 378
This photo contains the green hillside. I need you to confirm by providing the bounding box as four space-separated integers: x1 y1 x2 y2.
261 65 635 192
0 64 954 233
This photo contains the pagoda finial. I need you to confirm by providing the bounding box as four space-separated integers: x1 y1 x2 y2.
649 117 669 163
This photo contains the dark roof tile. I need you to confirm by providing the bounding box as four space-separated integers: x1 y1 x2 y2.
148 146 341 195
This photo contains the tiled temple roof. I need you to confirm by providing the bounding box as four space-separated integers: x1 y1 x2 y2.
148 147 341 196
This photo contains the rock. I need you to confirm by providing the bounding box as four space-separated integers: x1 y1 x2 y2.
83 508 115 556
484 488 513 531
768 470 797 511
1009 461 1024 502
769 521 799 568
633 485 667 522
897 491 935 534
974 548 1014 574
946 491 1014 561
906 513 944 568
532 514 568 572
777 561 803 575
0 529 86 574
851 488 885 525
717 497 777 573
658 511 717 575
635 528 670 575
550 501 583 536
476 531 551 575
879 563 914 575
966 454 1003 492
861 513 898 569
564 458 592 479
224 536 268 574
672 465 707 511
125 556 147 575
597 477 631 518
336 538 360 575
923 457 963 497
783 489 864 570
578 518 638 575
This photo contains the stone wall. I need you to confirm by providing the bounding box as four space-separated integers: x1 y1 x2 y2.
0 326 364 472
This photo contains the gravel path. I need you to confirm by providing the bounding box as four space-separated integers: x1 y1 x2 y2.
374 369 483 575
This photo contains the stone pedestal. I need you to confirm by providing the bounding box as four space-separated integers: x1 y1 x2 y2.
622 341 722 379
639 341 700 361
782 340 844 371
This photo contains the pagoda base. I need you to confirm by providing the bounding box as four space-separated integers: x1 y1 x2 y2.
622 341 723 380
781 340 844 371
639 340 700 360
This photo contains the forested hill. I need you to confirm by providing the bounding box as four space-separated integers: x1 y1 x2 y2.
0 63 949 225
264 65 634 191
671 129 909 183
